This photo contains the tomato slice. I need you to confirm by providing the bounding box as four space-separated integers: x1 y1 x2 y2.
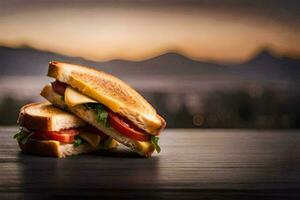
51 80 67 96
108 110 151 141
32 129 80 143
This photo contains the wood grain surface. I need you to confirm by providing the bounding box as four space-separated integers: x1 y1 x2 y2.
1 127 300 199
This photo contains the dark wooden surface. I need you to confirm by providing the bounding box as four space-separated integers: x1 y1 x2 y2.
1 127 300 199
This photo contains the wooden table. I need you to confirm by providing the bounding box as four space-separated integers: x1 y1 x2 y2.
1 127 300 199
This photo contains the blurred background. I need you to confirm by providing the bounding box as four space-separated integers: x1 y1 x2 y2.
0 0 299 129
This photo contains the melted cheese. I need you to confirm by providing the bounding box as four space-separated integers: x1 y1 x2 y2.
64 86 121 113
64 86 96 107
136 140 153 151
79 132 101 148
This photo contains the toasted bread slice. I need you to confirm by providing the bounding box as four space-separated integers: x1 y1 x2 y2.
18 102 86 131
47 61 166 135
18 139 117 158
41 84 155 157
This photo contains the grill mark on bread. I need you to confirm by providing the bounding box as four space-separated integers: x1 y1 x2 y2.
72 72 136 105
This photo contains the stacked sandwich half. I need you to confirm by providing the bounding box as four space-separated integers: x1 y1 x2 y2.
14 62 166 158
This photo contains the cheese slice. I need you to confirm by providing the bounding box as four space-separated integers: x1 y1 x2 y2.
136 140 154 153
65 86 96 107
79 132 101 148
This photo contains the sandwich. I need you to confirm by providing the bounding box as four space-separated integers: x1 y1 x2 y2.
15 102 118 158
41 61 166 157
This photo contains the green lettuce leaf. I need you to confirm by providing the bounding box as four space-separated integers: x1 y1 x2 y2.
13 130 33 144
73 136 83 147
151 136 161 153
60 95 65 102
85 103 109 127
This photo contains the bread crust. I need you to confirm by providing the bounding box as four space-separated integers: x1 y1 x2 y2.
41 84 155 157
18 102 52 131
48 61 166 135
18 102 85 131
19 140 61 157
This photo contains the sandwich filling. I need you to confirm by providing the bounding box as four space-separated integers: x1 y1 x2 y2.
51 80 161 153
14 125 114 149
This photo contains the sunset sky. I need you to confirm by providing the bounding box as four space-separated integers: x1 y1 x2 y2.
0 1 299 63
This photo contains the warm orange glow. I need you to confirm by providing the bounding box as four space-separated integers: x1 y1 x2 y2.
0 5 299 63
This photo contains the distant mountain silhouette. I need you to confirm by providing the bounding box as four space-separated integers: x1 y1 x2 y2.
236 49 300 80
0 46 299 80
